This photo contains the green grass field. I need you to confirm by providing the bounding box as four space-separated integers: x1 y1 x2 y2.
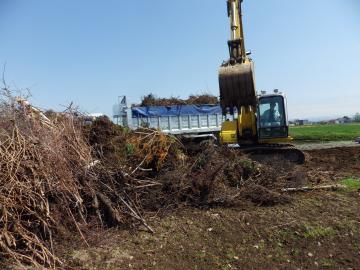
290 123 360 141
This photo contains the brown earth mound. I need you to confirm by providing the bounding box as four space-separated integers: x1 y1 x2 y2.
241 184 291 206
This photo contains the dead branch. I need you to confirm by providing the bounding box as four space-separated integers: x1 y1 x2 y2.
281 184 346 193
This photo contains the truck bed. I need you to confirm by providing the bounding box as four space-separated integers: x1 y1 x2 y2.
113 103 223 135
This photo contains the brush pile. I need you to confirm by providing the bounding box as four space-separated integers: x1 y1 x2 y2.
0 90 177 267
139 93 219 106
0 89 287 269
0 93 88 267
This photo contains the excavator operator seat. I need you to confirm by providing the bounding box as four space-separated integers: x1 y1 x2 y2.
257 94 289 140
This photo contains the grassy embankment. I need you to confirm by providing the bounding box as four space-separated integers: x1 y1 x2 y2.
290 123 360 142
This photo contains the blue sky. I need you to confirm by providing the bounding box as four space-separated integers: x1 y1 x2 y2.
0 0 359 120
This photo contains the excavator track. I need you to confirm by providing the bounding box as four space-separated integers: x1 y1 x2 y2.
240 144 305 164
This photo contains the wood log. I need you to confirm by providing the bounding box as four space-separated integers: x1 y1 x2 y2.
281 184 346 193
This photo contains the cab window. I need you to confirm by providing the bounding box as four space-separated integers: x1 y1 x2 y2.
259 96 285 127
258 96 288 139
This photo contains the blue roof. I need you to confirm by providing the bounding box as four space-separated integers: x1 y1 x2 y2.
132 104 222 117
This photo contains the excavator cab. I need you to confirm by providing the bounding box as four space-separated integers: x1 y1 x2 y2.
257 93 289 140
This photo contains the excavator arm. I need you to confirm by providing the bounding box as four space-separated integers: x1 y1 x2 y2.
219 0 256 112
226 0 246 63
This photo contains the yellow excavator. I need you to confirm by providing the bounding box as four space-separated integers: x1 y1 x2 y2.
219 0 305 163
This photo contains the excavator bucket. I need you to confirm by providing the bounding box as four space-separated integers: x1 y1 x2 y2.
219 61 257 113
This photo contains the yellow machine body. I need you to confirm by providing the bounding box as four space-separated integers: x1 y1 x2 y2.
220 120 238 144
220 105 257 144
217 0 305 164
219 0 293 147
220 102 294 145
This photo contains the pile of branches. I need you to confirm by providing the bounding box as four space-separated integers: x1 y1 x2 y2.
0 89 287 269
85 119 287 210
139 93 219 107
0 93 90 267
0 90 181 268
86 116 180 172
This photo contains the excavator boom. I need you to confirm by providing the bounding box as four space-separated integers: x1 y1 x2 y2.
219 0 256 113
227 0 246 61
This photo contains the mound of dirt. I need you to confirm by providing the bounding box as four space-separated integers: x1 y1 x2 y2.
85 116 127 166
241 184 291 206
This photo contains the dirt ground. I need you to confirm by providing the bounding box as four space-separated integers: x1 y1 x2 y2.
60 146 360 270
294 141 359 151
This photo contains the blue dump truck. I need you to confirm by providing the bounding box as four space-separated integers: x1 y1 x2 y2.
113 96 223 138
